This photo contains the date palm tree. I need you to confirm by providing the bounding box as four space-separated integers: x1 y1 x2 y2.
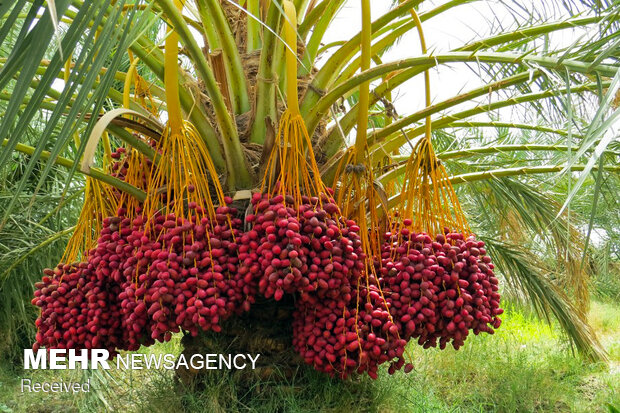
0 0 618 367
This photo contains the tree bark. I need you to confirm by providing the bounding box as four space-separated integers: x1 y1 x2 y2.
176 294 302 387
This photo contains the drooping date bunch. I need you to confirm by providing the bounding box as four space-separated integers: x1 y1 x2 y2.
285 200 409 380
243 190 364 303
32 261 124 357
33 198 258 355
378 221 503 350
376 222 443 344
248 189 413 379
297 199 364 304
33 215 146 355
292 281 411 380
243 193 307 301
429 231 503 349
120 199 253 344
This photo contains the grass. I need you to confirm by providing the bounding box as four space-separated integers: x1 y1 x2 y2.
0 301 618 413
400 306 619 412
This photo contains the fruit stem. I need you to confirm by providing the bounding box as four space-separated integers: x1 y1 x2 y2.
164 0 183 135
355 0 372 163
405 5 432 142
283 0 300 115
123 55 140 110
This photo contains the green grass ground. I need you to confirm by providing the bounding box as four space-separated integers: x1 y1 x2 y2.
1 301 618 413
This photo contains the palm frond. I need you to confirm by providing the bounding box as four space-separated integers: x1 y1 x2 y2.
483 238 605 360
464 177 591 314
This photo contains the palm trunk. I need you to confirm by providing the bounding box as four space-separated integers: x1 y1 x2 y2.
176 294 300 387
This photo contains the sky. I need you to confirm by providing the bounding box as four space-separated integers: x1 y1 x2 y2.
320 1 510 119
316 0 602 145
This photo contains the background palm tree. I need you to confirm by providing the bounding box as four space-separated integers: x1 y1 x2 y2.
0 0 618 366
